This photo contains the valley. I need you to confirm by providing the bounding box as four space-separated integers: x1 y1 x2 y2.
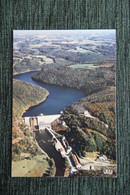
12 30 116 177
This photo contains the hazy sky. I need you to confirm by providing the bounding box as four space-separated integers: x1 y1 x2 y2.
13 30 116 44
13 29 116 36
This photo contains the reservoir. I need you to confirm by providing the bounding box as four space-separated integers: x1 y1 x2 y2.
14 71 85 116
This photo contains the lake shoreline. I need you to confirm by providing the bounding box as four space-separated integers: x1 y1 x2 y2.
13 69 41 76
22 92 49 117
14 70 86 97
14 71 85 116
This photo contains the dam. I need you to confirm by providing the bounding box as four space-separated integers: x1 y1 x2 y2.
23 114 82 174
23 114 61 131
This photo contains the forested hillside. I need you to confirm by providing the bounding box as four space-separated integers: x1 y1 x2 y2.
32 64 115 95
62 88 116 160
12 80 56 177
13 79 49 119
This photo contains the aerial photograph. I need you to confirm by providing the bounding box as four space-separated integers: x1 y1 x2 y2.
12 29 116 177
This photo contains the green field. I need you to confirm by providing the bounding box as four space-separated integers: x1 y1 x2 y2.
69 64 94 68
12 155 54 177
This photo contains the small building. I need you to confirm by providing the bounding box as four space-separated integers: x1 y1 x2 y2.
60 111 63 115
59 148 66 156
66 146 72 154
103 169 113 175
62 136 68 148
84 110 92 117
72 154 81 168
99 156 107 162
55 141 66 156
84 110 89 115
20 153 30 159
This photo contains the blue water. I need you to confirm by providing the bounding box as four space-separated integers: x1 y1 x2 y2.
14 71 85 116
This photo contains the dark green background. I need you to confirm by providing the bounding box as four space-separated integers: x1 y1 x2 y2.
0 0 129 194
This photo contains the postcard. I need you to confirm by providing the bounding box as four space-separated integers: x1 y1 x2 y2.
12 29 116 177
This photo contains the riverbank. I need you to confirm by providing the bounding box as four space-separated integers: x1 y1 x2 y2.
13 69 40 76
14 71 85 116
22 93 49 117
13 79 49 119
32 63 115 96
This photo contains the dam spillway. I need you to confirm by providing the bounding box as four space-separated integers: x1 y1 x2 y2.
23 114 61 131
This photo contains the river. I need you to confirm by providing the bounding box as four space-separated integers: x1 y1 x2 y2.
13 71 85 176
35 131 66 176
14 71 85 116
